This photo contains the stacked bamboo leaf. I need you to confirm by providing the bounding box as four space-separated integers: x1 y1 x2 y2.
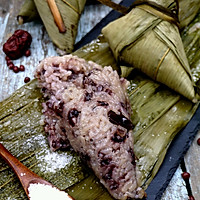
1 2 200 200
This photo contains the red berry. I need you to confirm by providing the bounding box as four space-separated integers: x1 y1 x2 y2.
24 77 30 83
25 49 31 57
197 138 200 145
189 195 195 200
181 172 190 180
19 65 25 71
13 66 19 73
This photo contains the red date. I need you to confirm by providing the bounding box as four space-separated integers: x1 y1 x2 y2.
3 29 32 60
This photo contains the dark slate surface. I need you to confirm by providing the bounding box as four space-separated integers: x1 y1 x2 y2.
146 105 200 200
75 1 200 199
74 0 134 50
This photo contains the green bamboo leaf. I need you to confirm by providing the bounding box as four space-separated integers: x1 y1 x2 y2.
67 172 114 200
134 98 198 188
0 79 43 120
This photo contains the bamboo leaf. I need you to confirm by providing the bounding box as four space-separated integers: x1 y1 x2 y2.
102 1 197 102
33 0 86 52
73 34 119 71
17 0 40 24
179 0 200 29
0 79 43 120
67 172 114 200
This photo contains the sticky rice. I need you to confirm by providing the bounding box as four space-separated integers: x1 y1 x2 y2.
35 55 145 200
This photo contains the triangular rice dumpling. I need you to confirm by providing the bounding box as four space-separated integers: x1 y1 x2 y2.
102 0 197 102
34 0 86 52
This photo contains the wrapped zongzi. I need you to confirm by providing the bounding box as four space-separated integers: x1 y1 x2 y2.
102 0 198 102
33 0 86 52
35 55 146 200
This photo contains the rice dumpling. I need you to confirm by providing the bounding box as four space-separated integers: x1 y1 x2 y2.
35 55 146 200
102 0 198 102
34 0 86 52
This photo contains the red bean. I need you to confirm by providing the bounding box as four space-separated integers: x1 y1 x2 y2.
8 63 14 70
189 195 195 200
13 66 19 73
25 49 31 57
24 77 30 83
197 138 200 145
5 56 10 61
108 110 134 131
19 65 25 71
181 172 190 180
68 108 80 127
6 60 13 66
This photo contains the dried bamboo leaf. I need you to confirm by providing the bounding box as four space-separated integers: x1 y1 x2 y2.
127 76 180 133
135 99 198 187
126 75 198 188
34 0 86 52
17 0 40 24
179 0 200 29
102 0 197 102
182 12 200 83
120 65 134 78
